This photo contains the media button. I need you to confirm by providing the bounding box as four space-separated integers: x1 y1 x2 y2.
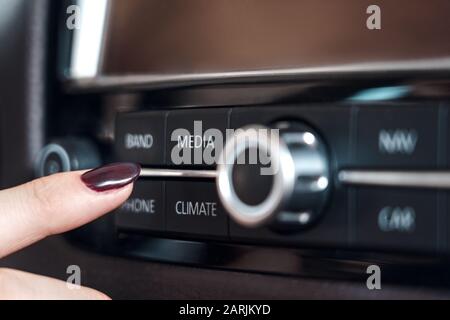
166 108 229 167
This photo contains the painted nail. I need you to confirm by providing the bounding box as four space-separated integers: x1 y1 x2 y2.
81 162 141 192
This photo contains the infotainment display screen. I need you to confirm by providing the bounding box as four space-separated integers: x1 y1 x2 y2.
66 0 450 85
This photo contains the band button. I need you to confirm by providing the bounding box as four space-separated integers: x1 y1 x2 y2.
115 111 167 165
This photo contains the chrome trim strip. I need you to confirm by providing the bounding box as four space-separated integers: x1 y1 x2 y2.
140 168 217 179
338 170 450 189
70 0 109 78
141 169 450 189
66 58 450 91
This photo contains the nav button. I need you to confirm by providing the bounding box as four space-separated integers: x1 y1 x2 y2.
166 181 228 238
115 180 164 233
354 107 438 168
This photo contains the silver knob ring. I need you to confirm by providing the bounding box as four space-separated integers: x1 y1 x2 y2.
216 126 296 228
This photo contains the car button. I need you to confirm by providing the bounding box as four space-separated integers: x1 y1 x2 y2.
354 188 438 253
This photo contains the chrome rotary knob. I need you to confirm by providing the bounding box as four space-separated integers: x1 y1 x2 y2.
216 122 330 230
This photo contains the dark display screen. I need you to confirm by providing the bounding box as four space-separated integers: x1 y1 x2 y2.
96 0 450 77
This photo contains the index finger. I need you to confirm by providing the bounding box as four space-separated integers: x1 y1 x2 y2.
0 162 140 258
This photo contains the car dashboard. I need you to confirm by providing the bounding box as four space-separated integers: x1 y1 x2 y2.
1 0 450 299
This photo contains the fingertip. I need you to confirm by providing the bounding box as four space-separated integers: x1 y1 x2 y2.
0 164 140 258
81 162 141 192
98 293 112 300
81 288 112 300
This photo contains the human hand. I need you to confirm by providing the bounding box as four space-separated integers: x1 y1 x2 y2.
0 162 140 299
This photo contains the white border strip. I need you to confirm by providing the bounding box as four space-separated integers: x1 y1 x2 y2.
70 0 109 78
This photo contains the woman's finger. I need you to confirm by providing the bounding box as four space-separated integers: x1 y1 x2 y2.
0 162 140 258
0 268 110 300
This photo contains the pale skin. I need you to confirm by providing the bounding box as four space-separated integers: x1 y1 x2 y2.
0 171 134 299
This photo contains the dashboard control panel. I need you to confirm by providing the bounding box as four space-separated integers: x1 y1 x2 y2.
110 103 449 256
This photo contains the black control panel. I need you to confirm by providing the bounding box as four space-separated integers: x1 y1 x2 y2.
113 103 449 256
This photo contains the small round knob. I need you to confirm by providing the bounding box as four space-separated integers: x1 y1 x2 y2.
35 137 101 177
216 122 330 230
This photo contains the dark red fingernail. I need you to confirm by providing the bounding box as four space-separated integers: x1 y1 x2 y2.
81 162 141 192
